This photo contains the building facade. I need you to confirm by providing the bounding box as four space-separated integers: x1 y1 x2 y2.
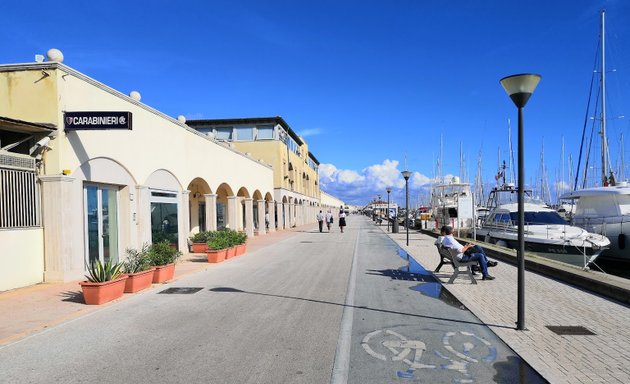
0 61 278 290
187 117 323 229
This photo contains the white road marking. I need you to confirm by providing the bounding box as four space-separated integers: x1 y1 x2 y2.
330 229 361 384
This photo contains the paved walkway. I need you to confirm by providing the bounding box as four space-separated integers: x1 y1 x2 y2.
383 224 630 384
0 226 304 347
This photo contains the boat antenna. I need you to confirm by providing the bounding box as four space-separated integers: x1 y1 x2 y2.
508 118 516 183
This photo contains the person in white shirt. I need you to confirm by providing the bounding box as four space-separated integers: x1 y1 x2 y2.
441 226 495 280
325 210 333 232
339 210 347 233
316 210 325 232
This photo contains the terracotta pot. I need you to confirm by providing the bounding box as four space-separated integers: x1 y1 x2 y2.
226 246 237 259
123 267 156 293
235 243 247 256
152 263 176 283
79 276 128 305
206 248 227 263
191 242 207 253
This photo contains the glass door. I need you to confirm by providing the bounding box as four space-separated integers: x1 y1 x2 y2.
84 185 119 267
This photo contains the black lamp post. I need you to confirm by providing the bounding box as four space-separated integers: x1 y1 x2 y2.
500 73 541 331
386 187 392 232
401 170 412 246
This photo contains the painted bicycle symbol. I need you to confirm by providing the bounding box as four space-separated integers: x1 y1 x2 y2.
362 329 497 381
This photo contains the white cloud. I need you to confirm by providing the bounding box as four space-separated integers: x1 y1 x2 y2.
319 159 434 205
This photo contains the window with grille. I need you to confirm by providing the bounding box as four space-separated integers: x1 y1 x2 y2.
0 168 41 228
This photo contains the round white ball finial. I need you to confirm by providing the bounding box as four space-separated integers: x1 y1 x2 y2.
129 91 141 101
46 48 64 62
177 115 186 123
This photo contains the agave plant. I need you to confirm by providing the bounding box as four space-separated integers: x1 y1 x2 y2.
86 259 124 283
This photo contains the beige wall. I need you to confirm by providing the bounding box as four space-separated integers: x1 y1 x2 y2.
0 229 44 291
321 191 344 209
0 63 275 285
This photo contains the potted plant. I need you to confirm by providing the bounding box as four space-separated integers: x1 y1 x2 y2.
206 233 229 263
148 241 182 283
235 231 248 256
225 229 238 259
122 244 155 293
79 259 127 305
190 231 211 253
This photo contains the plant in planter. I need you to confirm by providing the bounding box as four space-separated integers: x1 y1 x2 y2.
206 234 229 263
79 259 127 305
122 244 155 293
190 231 211 253
148 241 182 283
235 231 248 256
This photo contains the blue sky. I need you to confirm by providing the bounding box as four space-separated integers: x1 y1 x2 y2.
2 0 630 206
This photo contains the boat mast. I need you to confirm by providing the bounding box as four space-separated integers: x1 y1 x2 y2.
600 9 609 186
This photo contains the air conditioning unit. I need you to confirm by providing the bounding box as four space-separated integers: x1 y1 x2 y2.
0 150 36 171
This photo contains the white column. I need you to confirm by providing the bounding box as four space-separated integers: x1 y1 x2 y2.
244 198 254 237
267 201 276 232
282 203 289 229
179 190 190 254
227 196 238 230
205 193 217 231
136 185 152 246
257 200 266 235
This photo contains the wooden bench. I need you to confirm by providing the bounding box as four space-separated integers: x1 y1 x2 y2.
435 245 478 284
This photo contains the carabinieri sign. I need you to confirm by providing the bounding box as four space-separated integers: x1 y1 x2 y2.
64 111 132 130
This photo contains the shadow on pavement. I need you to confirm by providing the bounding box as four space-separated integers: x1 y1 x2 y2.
208 287 515 329
60 291 84 303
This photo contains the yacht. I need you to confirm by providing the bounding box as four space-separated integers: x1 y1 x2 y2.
560 184 630 265
431 176 474 234
477 184 610 269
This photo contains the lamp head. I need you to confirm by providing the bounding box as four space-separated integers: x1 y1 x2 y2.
401 170 412 180
500 73 541 108
386 187 392 193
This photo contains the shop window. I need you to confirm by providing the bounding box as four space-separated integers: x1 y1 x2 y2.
151 202 178 244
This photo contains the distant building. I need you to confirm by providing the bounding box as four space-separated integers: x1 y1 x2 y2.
187 117 325 228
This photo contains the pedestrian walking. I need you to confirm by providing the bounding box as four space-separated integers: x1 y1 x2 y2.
265 212 270 231
325 209 333 232
339 210 347 233
316 210 325 232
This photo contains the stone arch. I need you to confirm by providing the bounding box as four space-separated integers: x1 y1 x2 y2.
215 183 235 230
187 178 212 234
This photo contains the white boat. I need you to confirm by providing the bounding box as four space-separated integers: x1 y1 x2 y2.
431 176 474 234
477 184 610 269
560 184 630 264
559 10 630 266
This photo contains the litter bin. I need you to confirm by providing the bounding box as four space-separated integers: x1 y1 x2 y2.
392 219 399 233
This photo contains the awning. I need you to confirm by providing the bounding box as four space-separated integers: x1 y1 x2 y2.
0 116 56 134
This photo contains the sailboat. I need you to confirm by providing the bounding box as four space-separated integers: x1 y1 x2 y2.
561 9 630 267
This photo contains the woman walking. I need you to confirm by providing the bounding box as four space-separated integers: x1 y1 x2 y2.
339 209 347 233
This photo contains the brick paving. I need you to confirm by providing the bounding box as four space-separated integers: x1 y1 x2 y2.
384 225 630 384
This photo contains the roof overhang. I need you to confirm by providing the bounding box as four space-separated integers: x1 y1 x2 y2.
0 116 56 134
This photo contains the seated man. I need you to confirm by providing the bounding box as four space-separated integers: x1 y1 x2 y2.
441 226 495 280
435 225 498 270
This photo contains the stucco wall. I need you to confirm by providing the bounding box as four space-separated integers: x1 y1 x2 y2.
0 229 44 291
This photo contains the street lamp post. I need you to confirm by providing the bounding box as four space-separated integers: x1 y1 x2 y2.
500 73 541 331
401 170 412 246
386 187 392 232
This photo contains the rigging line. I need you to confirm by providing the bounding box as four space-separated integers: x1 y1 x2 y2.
574 37 601 191
583 88 600 189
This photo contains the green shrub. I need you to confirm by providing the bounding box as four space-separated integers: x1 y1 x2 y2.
190 231 212 243
148 241 182 266
123 244 151 273
86 259 124 282
207 235 229 250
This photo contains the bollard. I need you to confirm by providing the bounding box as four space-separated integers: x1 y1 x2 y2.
392 219 399 233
